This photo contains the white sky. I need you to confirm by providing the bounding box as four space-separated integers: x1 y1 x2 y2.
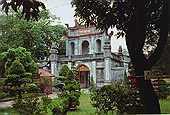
41 0 127 52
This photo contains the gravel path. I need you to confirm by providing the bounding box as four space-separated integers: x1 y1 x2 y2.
0 92 58 109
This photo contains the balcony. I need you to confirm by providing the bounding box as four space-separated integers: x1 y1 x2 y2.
58 52 121 62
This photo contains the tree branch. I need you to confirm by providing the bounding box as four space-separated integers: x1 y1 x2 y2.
147 0 169 69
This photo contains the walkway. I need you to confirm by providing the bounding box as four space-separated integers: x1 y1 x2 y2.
0 92 58 109
0 89 90 109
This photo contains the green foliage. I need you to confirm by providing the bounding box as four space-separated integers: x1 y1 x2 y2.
72 1 169 113
91 85 115 115
0 0 46 21
72 0 132 31
54 64 70 91
0 94 170 115
37 76 52 95
0 78 8 101
55 76 66 81
4 59 26 98
58 64 70 77
159 96 170 114
61 69 81 112
89 76 96 93
153 37 170 75
5 59 25 76
151 70 170 99
0 107 19 115
72 0 168 44
123 70 128 86
91 82 134 114
0 47 39 99
52 62 81 115
0 10 67 60
50 99 64 115
0 47 38 76
152 78 170 99
13 96 52 115
51 104 64 115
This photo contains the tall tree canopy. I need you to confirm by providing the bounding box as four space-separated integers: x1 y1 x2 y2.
0 9 67 60
72 0 169 113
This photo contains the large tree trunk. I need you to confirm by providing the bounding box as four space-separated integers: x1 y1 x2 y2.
126 0 169 113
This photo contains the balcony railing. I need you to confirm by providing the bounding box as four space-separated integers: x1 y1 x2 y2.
58 52 121 62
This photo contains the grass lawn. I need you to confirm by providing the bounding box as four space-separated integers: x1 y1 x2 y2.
0 94 170 115
0 107 18 115
159 96 170 114
67 94 96 115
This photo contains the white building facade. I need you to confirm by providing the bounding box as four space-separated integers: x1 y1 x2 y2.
49 24 130 88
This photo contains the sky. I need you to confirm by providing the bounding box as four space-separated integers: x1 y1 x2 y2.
41 0 127 52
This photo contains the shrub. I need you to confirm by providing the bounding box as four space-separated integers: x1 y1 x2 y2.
54 64 70 91
89 76 96 93
53 76 66 91
52 61 81 115
52 106 63 115
91 85 115 115
13 96 52 115
58 64 70 77
60 69 81 114
91 82 133 114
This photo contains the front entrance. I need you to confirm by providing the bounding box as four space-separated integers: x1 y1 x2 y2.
76 65 90 88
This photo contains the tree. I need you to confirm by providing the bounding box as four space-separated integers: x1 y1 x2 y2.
72 0 169 113
0 47 39 99
0 0 45 21
0 10 67 60
153 37 170 75
52 62 80 115
53 64 70 91
58 64 70 77
61 69 80 114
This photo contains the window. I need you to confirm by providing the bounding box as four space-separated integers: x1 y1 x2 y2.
96 39 101 53
82 41 89 55
70 42 75 55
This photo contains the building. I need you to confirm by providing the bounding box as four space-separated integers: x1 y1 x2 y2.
48 22 130 88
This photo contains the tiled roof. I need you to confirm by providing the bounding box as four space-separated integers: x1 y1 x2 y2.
68 25 94 30
39 69 54 77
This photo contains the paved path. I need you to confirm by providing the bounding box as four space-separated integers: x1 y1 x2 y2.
0 92 58 109
81 88 90 94
0 89 90 109
0 101 13 108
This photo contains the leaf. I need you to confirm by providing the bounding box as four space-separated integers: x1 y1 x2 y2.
39 2 46 9
31 10 39 21
25 12 30 21
1 3 6 10
5 3 9 14
11 2 18 12
0 0 6 5
16 0 22 7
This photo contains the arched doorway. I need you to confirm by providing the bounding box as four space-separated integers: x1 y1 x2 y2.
76 65 90 88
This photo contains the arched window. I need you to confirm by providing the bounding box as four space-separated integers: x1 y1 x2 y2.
70 42 75 55
82 41 89 55
96 39 101 53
